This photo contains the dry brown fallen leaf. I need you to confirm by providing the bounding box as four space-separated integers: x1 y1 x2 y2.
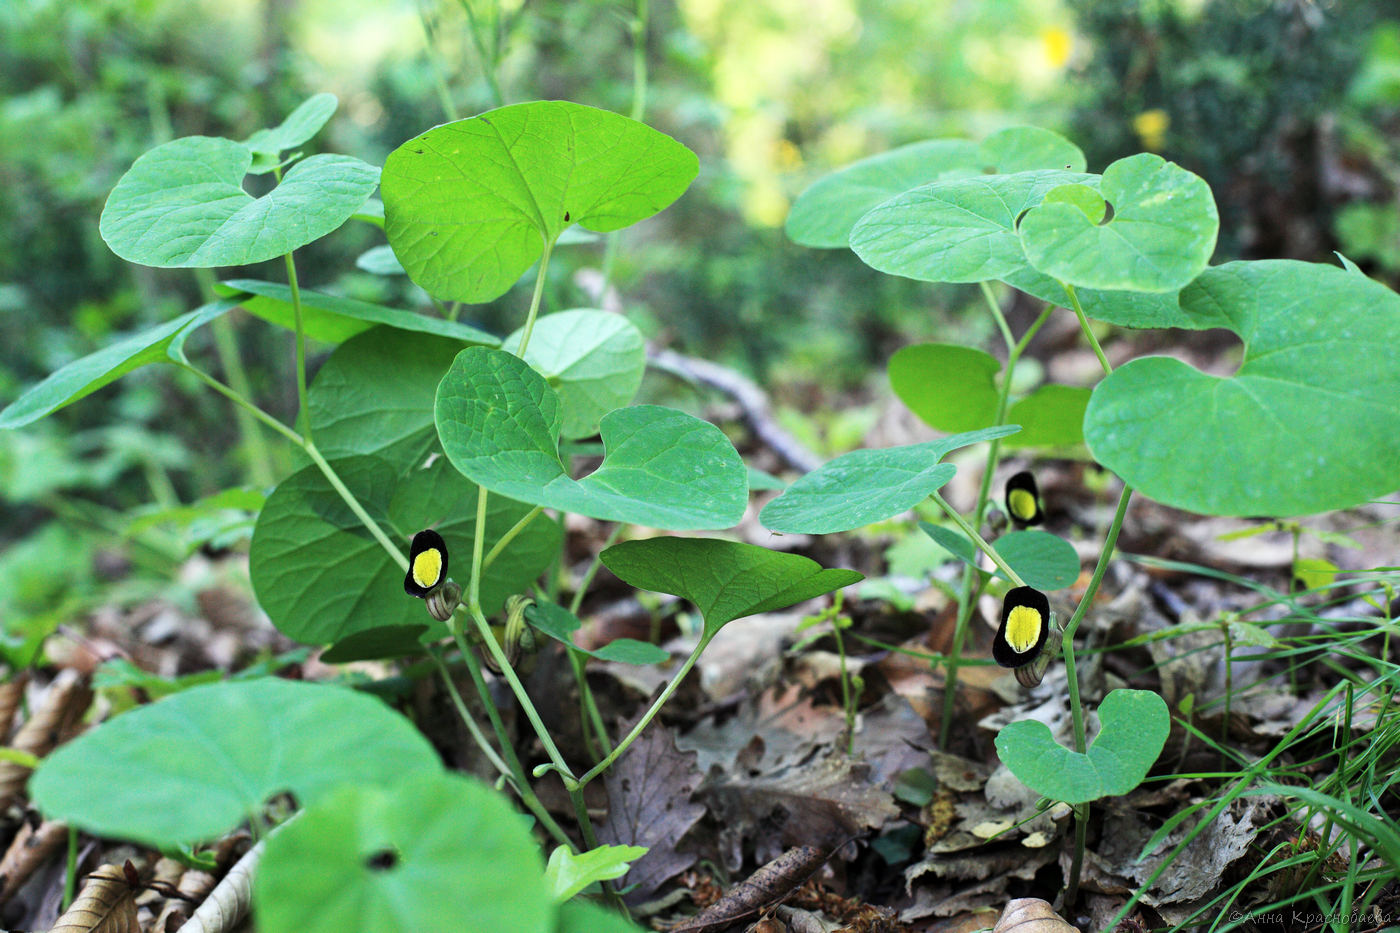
174 837 264 933
0 672 31 738
991 898 1076 933
51 861 140 933
0 670 93 804
0 817 68 906
666 845 830 933
598 721 708 905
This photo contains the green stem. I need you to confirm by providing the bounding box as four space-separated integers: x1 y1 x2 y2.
416 0 461 121
936 298 1054 749
467 605 577 782
601 0 649 291
195 267 276 487
578 637 708 786
454 0 505 108
569 648 607 760
514 239 553 358
180 365 303 446
482 506 544 571
305 442 409 573
1064 284 1111 374
932 491 1025 586
469 486 490 611
429 647 572 847
62 825 77 911
568 525 623 617
282 252 311 444
1064 803 1087 905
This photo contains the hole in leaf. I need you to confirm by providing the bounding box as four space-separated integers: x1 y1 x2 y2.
1100 201 1115 225
365 847 400 871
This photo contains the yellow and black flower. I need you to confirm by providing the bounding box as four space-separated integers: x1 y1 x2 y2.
1004 471 1044 527
403 529 449 597
994 585 1050 668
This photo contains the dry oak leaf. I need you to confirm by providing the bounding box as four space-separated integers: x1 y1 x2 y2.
52 862 140 933
991 897 1076 933
598 721 707 905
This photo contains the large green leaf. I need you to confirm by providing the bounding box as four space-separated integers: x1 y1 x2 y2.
382 101 698 302
218 279 497 346
1003 385 1091 449
307 328 470 467
502 310 646 439
919 524 1079 591
556 901 647 933
243 93 339 173
250 454 560 644
888 343 1000 433
785 126 1084 249
525 602 669 665
100 136 379 268
436 347 747 529
0 301 235 430
1019 153 1217 293
850 170 1093 284
758 426 1019 534
600 537 863 639
1084 260 1400 516
995 688 1169 804
255 772 551 933
29 678 441 847
785 140 979 249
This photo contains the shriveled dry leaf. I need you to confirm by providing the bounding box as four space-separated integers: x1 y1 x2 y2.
0 817 69 906
704 751 899 869
52 862 139 933
0 670 93 804
598 722 707 904
0 672 31 739
991 897 1076 933
175 837 263 933
679 685 844 776
900 852 1053 923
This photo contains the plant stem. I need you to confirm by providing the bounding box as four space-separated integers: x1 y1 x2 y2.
514 239 553 358
469 486 489 611
601 0 650 291
180 365 304 447
304 442 409 573
416 0 461 121
568 525 623 617
282 252 311 444
936 298 1054 748
454 0 505 108
195 267 276 487
467 604 577 782
931 492 1025 586
482 506 544 571
577 636 708 786
1064 284 1111 374
62 825 77 910
428 647 572 847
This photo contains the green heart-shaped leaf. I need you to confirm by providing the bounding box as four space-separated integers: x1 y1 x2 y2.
525 602 669 665
382 101 698 302
502 310 646 439
219 279 497 346
100 136 379 268
850 170 1093 284
255 772 551 933
758 426 1019 534
1019 153 1217 293
976 125 1086 175
1084 260 1400 516
600 537 863 639
995 688 1169 804
243 93 339 173
250 454 560 644
918 524 1079 591
786 126 1084 249
307 328 472 467
785 140 980 248
0 301 235 430
29 678 442 847
1003 385 1091 449
888 343 1000 433
436 347 747 529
